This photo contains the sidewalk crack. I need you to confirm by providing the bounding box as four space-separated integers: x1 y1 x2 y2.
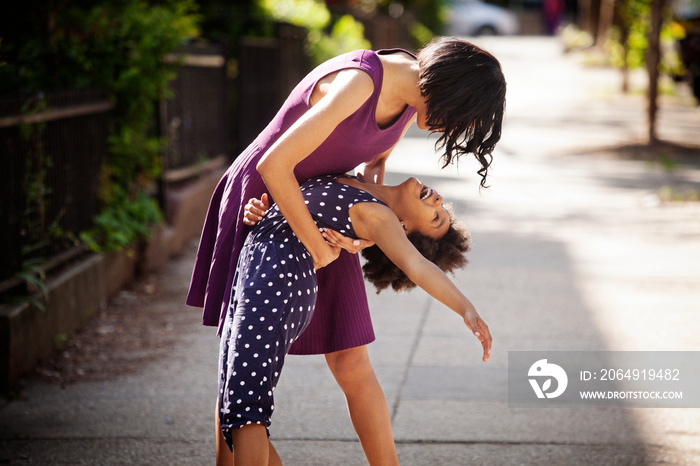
389 296 432 422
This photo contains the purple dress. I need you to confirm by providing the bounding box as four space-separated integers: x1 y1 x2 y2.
187 48 416 354
218 175 386 447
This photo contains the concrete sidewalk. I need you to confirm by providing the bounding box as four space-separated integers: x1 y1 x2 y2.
2 37 700 465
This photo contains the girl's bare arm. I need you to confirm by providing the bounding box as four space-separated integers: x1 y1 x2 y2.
352 204 492 362
257 69 374 270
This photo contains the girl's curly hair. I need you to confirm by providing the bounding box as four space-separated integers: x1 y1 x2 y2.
361 208 471 293
417 37 506 189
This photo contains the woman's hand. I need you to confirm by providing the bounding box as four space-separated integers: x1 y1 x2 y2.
243 194 269 226
463 310 492 363
320 228 375 254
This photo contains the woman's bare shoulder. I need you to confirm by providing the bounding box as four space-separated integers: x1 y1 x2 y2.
310 68 374 107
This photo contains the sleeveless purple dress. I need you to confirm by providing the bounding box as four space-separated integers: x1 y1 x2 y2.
187 49 416 354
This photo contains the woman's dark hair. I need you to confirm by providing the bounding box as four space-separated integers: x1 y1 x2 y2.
361 208 471 293
417 37 506 188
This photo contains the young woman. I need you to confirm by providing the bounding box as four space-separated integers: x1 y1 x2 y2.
220 174 491 465
187 37 506 465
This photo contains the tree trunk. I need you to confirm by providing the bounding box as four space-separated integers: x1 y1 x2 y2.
578 0 595 37
597 0 616 47
619 1 630 93
646 0 665 144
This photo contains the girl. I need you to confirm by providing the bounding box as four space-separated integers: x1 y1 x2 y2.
220 174 491 465
188 37 506 464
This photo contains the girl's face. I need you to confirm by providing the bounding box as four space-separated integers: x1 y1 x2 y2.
394 177 450 239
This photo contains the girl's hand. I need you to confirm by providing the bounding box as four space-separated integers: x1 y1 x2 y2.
320 228 375 254
243 194 270 226
463 311 492 363
314 231 342 270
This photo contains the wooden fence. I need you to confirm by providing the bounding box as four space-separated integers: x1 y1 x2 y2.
0 27 308 291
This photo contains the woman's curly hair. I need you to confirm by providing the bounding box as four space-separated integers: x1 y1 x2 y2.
361 207 471 293
417 37 506 189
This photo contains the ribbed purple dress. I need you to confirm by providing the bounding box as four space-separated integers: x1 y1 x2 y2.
187 48 417 354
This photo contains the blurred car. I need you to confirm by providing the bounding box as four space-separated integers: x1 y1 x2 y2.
444 0 520 36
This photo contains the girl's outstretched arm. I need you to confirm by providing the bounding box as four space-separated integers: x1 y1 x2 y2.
353 205 492 362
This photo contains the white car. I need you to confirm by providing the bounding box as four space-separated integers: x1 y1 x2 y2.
444 0 520 36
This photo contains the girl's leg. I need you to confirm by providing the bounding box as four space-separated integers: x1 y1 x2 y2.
268 442 283 466
216 400 234 466
325 345 399 466
232 424 269 466
216 401 283 466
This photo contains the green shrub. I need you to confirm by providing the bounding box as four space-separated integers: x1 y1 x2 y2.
606 0 684 77
257 0 331 30
256 0 371 66
307 15 371 66
1 1 200 253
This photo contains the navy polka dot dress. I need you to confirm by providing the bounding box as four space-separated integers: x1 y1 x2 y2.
218 174 384 448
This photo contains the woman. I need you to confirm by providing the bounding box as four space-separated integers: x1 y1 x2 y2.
187 36 506 465
220 174 490 465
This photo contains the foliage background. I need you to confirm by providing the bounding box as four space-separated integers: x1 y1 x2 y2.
1 0 201 253
0 0 441 257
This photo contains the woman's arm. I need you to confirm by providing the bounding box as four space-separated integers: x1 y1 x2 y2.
357 116 416 185
257 69 374 269
352 204 492 362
